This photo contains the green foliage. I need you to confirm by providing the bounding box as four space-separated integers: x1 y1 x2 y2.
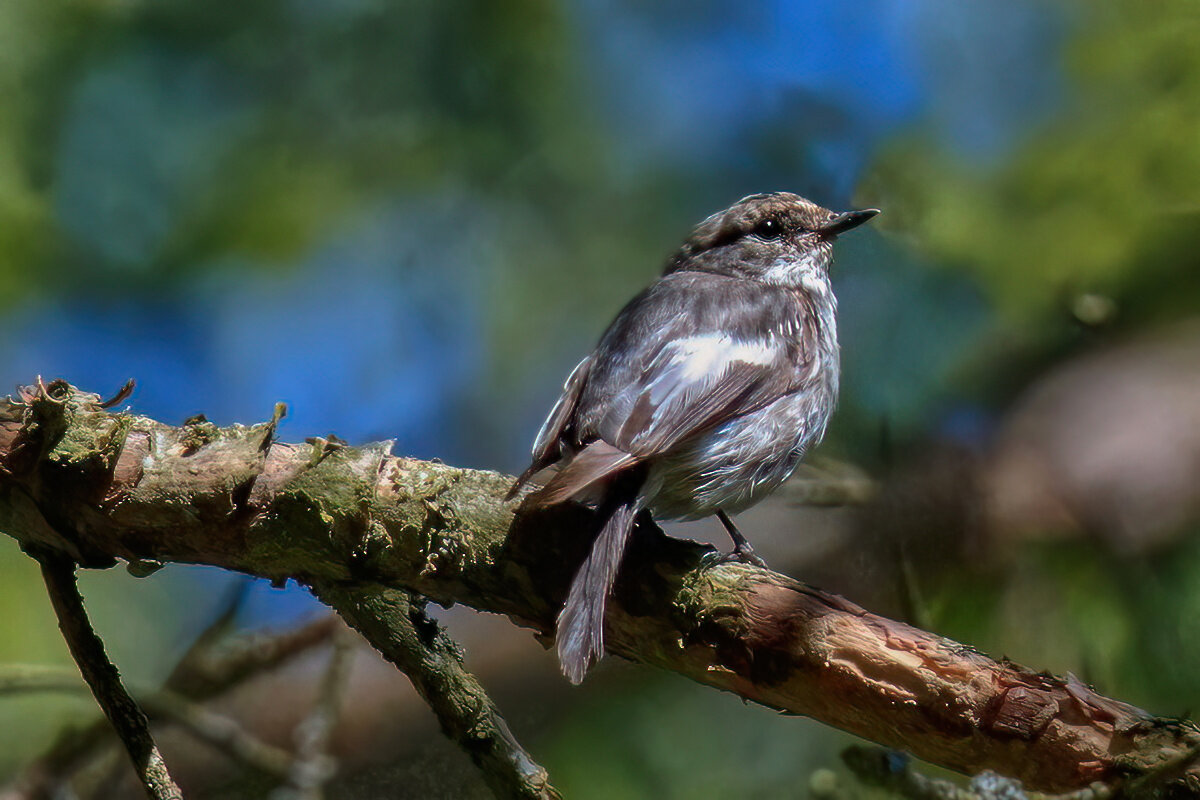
927 532 1200 719
868 0 1200 325
540 671 850 800
0 0 621 303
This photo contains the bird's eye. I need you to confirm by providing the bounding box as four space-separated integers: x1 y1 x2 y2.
752 219 782 240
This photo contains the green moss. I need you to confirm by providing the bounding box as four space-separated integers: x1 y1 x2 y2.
244 490 345 579
178 415 220 453
673 564 753 635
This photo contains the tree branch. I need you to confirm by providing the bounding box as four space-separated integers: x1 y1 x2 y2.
2 381 1198 795
841 746 1108 800
270 628 355 800
316 584 561 800
3 615 338 799
35 552 184 800
0 665 296 780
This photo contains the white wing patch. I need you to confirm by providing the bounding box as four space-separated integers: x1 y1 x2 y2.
666 335 778 382
603 331 786 455
633 334 782 435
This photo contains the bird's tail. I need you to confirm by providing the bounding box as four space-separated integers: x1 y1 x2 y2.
556 481 643 684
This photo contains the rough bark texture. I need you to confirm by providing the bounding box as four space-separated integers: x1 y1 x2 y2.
316 585 561 800
1 382 1197 795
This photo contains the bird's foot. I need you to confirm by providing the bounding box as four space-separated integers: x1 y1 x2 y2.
714 510 768 568
718 542 768 569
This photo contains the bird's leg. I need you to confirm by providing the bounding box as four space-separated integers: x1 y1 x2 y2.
716 511 767 568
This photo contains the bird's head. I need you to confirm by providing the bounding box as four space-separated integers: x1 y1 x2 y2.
665 192 878 289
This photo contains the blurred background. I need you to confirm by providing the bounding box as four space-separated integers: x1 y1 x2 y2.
1 0 1198 797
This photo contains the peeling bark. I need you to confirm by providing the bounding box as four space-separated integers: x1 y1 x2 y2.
1 381 1197 795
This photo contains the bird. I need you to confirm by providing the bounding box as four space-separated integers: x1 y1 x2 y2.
508 192 878 683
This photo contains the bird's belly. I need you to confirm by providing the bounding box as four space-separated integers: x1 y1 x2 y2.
646 389 833 521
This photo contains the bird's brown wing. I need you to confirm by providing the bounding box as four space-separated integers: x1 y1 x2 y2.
520 273 815 508
506 355 593 499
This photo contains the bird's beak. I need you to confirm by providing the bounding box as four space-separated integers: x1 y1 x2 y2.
820 208 880 237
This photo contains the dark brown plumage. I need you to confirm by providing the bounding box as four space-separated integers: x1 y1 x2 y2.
510 192 878 682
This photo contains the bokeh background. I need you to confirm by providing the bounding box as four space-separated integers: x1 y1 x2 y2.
1 0 1198 797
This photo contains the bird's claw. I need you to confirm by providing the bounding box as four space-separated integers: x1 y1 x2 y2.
718 544 768 569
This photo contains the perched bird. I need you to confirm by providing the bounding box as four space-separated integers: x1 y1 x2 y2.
509 192 878 683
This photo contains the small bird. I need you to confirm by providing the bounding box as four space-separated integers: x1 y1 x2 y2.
509 192 878 683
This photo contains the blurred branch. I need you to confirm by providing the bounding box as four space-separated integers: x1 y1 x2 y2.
0 665 294 785
2 380 1199 795
163 615 340 701
841 746 1105 800
35 553 183 800
842 741 1200 800
270 629 356 800
2 611 337 799
161 579 252 693
316 585 561 800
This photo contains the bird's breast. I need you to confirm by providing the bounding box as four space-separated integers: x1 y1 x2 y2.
646 374 837 521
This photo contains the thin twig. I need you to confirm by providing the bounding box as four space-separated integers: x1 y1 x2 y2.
0 665 294 780
315 584 562 800
166 614 341 700
36 553 184 800
162 579 251 694
3 614 338 799
146 689 294 779
841 747 1113 800
270 630 357 800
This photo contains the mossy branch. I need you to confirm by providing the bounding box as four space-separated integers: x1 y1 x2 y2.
1 380 1198 796
315 585 561 800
